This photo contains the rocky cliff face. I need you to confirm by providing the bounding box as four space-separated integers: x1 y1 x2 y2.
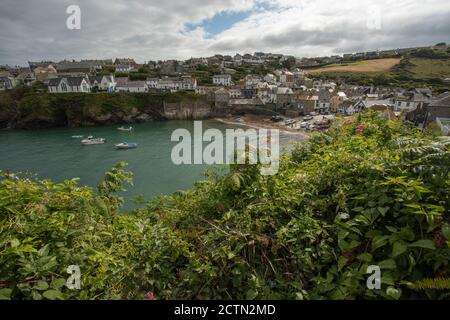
163 101 214 119
0 91 214 130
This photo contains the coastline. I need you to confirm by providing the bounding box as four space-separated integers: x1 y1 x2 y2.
214 116 310 139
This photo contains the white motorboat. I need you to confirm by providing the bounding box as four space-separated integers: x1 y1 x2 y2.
118 126 133 131
81 136 106 145
114 142 137 149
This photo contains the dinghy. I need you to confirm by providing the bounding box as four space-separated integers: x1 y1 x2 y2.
118 126 133 132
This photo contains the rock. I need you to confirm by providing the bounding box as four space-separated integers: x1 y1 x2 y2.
136 113 152 122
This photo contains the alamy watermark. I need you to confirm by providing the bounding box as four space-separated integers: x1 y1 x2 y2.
366 5 381 30
66 5 81 30
171 121 280 175
66 265 81 290
366 265 381 290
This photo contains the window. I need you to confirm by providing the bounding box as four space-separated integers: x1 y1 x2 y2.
61 82 67 92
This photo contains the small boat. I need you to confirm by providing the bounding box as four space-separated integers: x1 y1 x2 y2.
81 136 106 145
118 126 133 131
72 135 84 138
114 142 137 149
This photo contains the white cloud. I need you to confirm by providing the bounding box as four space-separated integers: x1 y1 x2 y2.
0 0 449 65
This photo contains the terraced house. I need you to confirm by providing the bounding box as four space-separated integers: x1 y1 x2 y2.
48 77 91 93
88 75 116 92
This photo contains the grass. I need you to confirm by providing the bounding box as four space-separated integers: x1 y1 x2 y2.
306 58 401 74
408 58 450 79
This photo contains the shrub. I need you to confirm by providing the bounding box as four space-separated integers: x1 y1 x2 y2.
0 112 449 300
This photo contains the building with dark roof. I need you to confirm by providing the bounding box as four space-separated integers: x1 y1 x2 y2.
424 94 450 126
48 76 91 93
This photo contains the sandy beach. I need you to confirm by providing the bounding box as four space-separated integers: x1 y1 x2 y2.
215 115 310 139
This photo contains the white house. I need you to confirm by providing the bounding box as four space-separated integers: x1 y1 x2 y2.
264 73 277 84
146 78 159 89
116 79 147 92
89 75 116 92
179 75 197 90
48 77 91 93
0 72 16 90
244 74 262 87
146 76 197 92
233 54 243 66
258 85 277 104
213 74 232 86
293 69 305 79
229 87 242 99
126 81 148 92
393 97 424 112
115 64 136 73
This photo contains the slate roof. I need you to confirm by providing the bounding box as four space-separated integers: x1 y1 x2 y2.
48 77 87 87
126 81 146 88
429 94 450 108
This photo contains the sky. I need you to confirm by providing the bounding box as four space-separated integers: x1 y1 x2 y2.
0 0 449 65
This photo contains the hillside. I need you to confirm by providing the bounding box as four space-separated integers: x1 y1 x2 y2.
1 112 449 300
404 58 450 79
306 58 401 74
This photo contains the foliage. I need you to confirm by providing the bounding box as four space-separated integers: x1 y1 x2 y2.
0 89 208 129
0 112 449 300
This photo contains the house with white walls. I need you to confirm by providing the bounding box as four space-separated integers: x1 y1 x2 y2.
48 77 91 93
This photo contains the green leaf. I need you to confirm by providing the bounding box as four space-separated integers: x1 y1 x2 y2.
31 291 42 300
357 253 373 262
10 239 20 248
386 286 402 300
38 244 50 257
50 278 66 290
34 281 49 291
377 207 389 216
371 235 389 251
442 224 450 240
295 292 304 300
0 288 12 300
378 259 396 269
392 241 407 257
410 240 435 250
246 289 258 300
338 256 348 271
43 289 63 300
386 226 397 233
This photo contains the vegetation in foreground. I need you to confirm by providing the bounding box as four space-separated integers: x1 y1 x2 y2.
0 112 449 300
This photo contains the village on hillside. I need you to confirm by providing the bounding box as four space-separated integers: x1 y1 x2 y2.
0 44 449 135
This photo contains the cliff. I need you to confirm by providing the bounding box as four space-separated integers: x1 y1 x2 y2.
0 88 215 129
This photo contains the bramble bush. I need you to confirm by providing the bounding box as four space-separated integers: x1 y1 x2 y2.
0 111 449 300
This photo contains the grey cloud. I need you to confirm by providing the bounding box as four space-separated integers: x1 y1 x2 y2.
0 0 449 65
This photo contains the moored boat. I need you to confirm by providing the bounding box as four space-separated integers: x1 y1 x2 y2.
114 142 137 149
118 126 133 131
81 136 106 145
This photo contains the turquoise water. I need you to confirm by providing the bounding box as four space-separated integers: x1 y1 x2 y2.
0 120 301 210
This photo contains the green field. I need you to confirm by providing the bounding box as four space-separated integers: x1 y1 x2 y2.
408 58 450 79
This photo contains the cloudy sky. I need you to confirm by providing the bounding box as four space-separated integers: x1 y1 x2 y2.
0 0 449 65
